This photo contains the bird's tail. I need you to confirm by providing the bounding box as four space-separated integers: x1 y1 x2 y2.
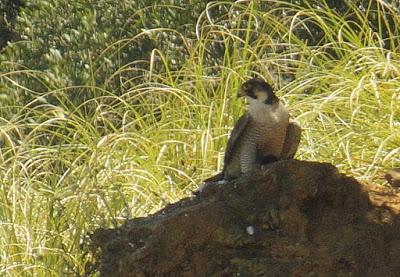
194 172 225 195
203 172 224 183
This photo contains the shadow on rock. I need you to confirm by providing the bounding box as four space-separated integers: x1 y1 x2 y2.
89 160 400 276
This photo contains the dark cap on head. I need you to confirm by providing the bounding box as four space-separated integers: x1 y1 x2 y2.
238 78 278 105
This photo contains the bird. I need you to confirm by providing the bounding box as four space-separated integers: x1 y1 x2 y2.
204 78 301 184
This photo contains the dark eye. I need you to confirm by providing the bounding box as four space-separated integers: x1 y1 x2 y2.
242 83 250 90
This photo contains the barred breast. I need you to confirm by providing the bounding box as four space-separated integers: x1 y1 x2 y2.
224 103 289 179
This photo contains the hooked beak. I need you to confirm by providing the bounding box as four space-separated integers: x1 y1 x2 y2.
237 87 246 98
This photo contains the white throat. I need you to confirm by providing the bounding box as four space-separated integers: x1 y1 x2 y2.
246 97 287 123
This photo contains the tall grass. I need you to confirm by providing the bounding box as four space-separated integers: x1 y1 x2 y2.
0 0 399 275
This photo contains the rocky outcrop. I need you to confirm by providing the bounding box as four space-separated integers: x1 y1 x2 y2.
90 160 400 276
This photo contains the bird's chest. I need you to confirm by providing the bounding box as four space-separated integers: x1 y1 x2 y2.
246 102 289 136
244 111 289 157
247 119 287 145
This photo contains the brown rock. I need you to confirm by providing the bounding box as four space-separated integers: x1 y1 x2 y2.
89 160 400 277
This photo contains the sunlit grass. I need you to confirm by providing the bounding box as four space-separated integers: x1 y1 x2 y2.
1 0 399 275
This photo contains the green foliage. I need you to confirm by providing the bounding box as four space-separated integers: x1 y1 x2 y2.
0 0 206 106
0 0 399 275
0 0 24 49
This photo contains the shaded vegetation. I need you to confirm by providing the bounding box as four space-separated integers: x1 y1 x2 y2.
0 0 24 49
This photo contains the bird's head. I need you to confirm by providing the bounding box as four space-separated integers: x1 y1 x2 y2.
238 78 278 105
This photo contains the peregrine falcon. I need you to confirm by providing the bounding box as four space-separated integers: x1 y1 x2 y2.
204 78 301 183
